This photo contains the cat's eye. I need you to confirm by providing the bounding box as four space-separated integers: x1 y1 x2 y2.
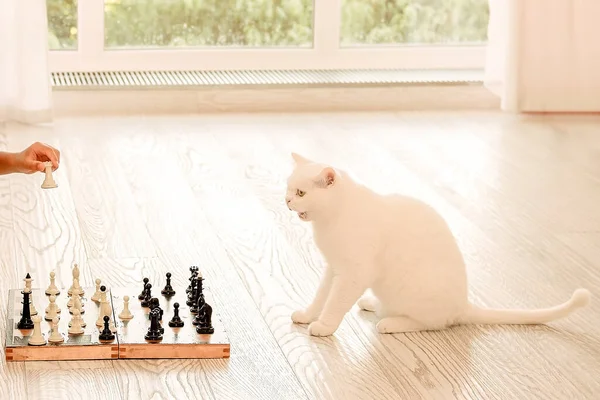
296 189 306 197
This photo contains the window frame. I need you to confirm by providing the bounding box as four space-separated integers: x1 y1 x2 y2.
48 0 487 72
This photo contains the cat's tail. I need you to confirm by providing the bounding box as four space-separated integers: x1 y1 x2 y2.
458 288 591 325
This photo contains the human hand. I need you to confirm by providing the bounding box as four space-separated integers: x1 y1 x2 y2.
12 142 61 174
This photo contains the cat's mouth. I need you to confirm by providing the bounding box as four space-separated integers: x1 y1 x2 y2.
298 212 308 220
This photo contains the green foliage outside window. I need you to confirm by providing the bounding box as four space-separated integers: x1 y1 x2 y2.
47 0 488 50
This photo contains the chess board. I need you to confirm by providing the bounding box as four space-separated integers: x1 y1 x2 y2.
5 282 230 362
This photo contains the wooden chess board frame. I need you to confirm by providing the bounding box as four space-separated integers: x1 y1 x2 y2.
5 286 230 362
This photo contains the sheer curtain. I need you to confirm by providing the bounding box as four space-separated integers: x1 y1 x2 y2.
0 0 53 124
485 0 600 112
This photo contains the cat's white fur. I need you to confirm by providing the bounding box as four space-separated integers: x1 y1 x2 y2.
285 152 591 337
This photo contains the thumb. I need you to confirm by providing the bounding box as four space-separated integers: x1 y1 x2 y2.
25 160 45 173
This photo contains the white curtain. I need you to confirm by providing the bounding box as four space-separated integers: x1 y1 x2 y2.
0 0 53 124
485 0 600 112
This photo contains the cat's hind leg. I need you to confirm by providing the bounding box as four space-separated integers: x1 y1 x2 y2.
376 316 430 334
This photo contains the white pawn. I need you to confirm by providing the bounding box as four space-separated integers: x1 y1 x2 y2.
45 271 60 296
45 295 60 321
68 309 84 335
118 296 133 320
91 278 102 302
41 161 58 189
68 309 86 328
48 316 64 343
28 315 47 346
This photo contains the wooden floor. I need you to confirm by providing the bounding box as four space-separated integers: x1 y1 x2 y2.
1 111 599 400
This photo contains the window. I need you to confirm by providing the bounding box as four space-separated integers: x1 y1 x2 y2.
47 0 489 72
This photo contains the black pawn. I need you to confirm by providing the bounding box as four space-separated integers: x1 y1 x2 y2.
17 290 34 330
138 277 149 300
196 302 214 334
99 316 115 341
145 309 163 341
161 272 176 297
192 294 206 326
168 302 184 328
141 283 152 307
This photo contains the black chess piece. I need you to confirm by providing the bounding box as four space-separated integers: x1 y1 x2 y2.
189 282 202 314
150 297 163 320
186 277 197 307
161 272 176 297
145 309 163 341
99 316 115 341
141 283 152 307
168 302 184 328
138 277 149 300
192 294 206 326
186 266 198 294
195 302 214 334
17 290 34 329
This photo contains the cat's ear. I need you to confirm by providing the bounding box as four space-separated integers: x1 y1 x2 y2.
291 152 311 165
314 167 336 188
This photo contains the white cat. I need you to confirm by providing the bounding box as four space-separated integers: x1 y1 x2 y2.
285 152 591 337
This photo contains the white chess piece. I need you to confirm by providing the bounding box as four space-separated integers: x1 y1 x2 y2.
69 309 86 328
45 295 60 321
70 290 85 315
68 309 84 335
28 315 47 346
45 271 60 295
91 278 102 302
41 161 58 189
48 316 64 343
118 296 133 320
68 264 79 296
96 289 108 326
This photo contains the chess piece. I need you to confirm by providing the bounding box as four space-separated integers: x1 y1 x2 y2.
192 293 206 326
28 315 47 346
186 266 198 294
17 290 34 329
138 277 149 300
141 283 152 307
23 273 38 316
196 302 214 334
118 296 133 320
71 277 84 297
41 161 58 189
45 271 60 296
68 307 86 328
45 294 60 321
168 302 184 328
68 309 84 335
186 277 197 307
48 316 64 343
98 316 115 341
70 290 85 315
149 297 163 319
91 278 102 302
68 264 79 296
145 309 163 341
67 286 78 308
161 272 176 297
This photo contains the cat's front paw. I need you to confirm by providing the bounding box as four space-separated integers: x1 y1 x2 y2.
291 310 317 324
308 320 337 337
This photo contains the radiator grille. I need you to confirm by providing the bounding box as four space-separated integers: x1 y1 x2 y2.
50 69 483 90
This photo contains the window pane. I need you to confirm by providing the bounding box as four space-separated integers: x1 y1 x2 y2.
104 0 314 48
47 0 78 50
341 0 489 46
